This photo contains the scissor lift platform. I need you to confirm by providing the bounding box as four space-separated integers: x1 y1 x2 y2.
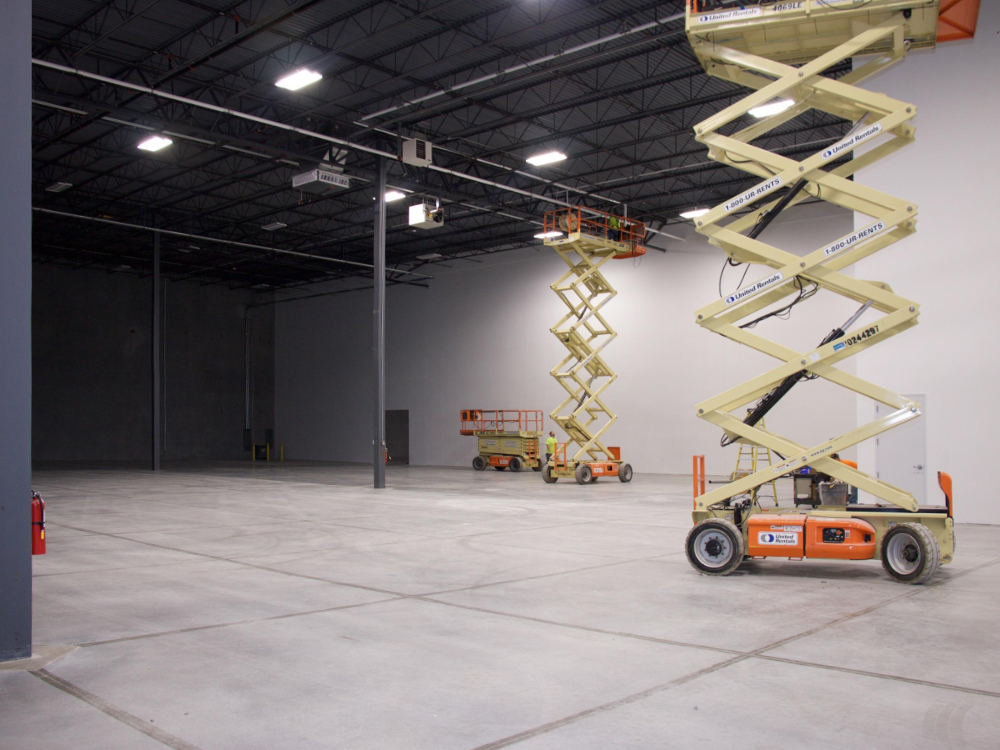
461 409 544 472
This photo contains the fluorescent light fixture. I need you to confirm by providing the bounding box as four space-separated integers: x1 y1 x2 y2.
384 190 406 202
749 99 794 119
526 151 567 166
679 208 710 219
416 252 443 261
534 230 564 239
261 221 287 231
45 182 73 193
137 135 173 152
275 68 322 91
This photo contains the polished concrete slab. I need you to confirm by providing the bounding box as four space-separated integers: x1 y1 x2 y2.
4 462 998 749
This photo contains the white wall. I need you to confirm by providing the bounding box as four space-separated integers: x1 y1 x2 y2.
276 201 858 477
853 5 1000 524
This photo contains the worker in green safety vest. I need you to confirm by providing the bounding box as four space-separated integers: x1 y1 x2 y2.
608 214 621 242
545 431 557 466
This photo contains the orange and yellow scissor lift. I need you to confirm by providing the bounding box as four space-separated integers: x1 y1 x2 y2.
540 207 643 485
461 409 545 473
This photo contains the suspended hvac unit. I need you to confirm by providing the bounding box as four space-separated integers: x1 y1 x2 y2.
408 198 443 229
401 138 432 167
291 167 351 193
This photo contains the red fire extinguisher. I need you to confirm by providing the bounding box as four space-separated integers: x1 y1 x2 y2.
31 491 46 555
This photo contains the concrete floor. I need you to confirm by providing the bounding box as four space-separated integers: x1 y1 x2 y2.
3 463 999 749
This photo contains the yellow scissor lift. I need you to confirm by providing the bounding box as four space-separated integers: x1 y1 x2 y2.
541 207 644 485
684 1 957 583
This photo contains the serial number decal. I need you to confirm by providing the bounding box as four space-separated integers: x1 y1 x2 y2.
698 8 762 23
832 324 880 352
771 1 804 10
724 177 783 214
822 221 886 257
771 525 803 532
725 272 784 306
822 123 883 161
758 532 799 546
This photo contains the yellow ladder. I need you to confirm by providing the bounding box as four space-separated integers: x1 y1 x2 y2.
730 414 778 506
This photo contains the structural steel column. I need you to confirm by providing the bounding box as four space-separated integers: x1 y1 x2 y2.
373 157 387 489
152 231 162 471
0 0 33 661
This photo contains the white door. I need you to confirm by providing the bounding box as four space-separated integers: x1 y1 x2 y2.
875 394 927 504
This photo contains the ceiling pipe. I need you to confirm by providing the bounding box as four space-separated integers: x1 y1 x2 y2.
358 12 685 122
32 58 683 241
32 207 434 279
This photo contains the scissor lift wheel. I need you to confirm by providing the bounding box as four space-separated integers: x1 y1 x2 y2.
618 463 633 483
575 464 593 485
881 523 941 584
472 456 487 471
686 519 744 576
509 457 522 473
542 465 558 484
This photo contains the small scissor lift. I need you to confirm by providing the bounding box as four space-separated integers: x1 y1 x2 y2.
541 207 644 485
461 410 545 472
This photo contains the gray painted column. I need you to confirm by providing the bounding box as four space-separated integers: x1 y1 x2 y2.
152 231 162 470
0 0 33 661
373 157 387 489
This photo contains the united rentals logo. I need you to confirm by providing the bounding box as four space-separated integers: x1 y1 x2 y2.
725 272 784 306
822 124 883 161
698 7 762 23
723 177 783 214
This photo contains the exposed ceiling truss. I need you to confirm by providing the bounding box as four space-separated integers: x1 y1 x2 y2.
31 0 852 295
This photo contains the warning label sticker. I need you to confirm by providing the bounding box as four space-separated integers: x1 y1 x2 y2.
758 532 800 546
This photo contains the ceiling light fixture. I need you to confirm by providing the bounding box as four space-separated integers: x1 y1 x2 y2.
275 68 322 91
45 182 73 193
261 221 287 231
748 99 795 119
416 252 443 261
526 151 567 166
137 135 173 152
384 190 406 202
679 208 710 219
534 230 564 239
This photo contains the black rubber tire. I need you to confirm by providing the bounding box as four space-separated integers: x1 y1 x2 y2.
542 466 558 483
685 519 744 576
575 464 593 485
618 463 633 483
472 456 487 471
494 465 507 471
881 523 940 584
509 457 522 473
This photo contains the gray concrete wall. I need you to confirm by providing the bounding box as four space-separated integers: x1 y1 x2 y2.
32 263 274 462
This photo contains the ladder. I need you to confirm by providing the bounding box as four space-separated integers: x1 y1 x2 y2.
730 414 778 506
